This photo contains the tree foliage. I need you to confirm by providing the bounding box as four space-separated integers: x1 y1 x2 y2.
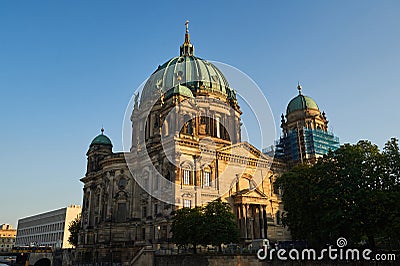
275 138 400 249
170 206 204 253
202 199 240 250
68 214 81 247
170 199 239 252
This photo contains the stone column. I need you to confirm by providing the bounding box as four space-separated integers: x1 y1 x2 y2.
247 204 253 239
260 205 265 238
235 204 241 237
242 204 247 239
254 205 259 239
256 205 262 239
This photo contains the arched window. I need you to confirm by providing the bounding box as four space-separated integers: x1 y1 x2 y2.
116 202 127 222
181 114 193 135
145 120 150 139
116 191 128 222
183 169 191 185
162 119 169 137
218 116 230 141
203 170 211 187
215 117 220 138
181 162 193 186
276 210 282 225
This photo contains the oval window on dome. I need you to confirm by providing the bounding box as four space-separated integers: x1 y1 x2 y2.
175 72 184 82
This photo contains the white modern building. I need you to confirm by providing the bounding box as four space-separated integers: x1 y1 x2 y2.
15 205 81 249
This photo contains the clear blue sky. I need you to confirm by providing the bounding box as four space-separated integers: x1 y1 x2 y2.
1 1 399 227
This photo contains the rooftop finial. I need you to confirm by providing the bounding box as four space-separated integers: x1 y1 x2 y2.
184 20 190 44
297 81 302 95
101 127 104 135
180 20 194 56
185 20 189 34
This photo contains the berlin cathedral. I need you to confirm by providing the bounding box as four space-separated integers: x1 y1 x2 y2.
76 22 339 264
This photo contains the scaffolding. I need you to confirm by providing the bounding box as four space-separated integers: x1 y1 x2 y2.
274 128 340 162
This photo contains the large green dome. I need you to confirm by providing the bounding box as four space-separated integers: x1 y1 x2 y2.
141 55 234 102
140 23 236 103
90 130 112 147
286 85 319 114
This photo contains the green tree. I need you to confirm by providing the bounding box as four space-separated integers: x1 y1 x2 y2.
381 138 400 248
275 139 400 249
68 214 81 247
274 164 319 243
170 199 240 253
170 206 204 253
202 199 239 251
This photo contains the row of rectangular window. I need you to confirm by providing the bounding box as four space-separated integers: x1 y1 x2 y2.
1 238 15 242
18 222 65 236
141 170 212 191
17 232 63 245
183 170 212 186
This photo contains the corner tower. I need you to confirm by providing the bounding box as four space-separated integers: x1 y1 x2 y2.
86 128 113 174
277 84 339 164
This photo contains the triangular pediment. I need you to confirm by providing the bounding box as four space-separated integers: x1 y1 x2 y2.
229 187 270 205
218 141 272 161
232 187 268 198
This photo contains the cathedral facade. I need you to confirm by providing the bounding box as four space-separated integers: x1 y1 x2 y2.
76 23 337 264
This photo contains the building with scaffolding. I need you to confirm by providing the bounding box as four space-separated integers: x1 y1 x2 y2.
273 84 340 164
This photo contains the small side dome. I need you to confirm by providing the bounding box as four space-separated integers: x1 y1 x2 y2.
286 84 319 115
165 84 194 99
286 95 319 114
90 128 113 147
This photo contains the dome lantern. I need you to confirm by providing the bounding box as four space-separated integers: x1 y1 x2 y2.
180 20 194 56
